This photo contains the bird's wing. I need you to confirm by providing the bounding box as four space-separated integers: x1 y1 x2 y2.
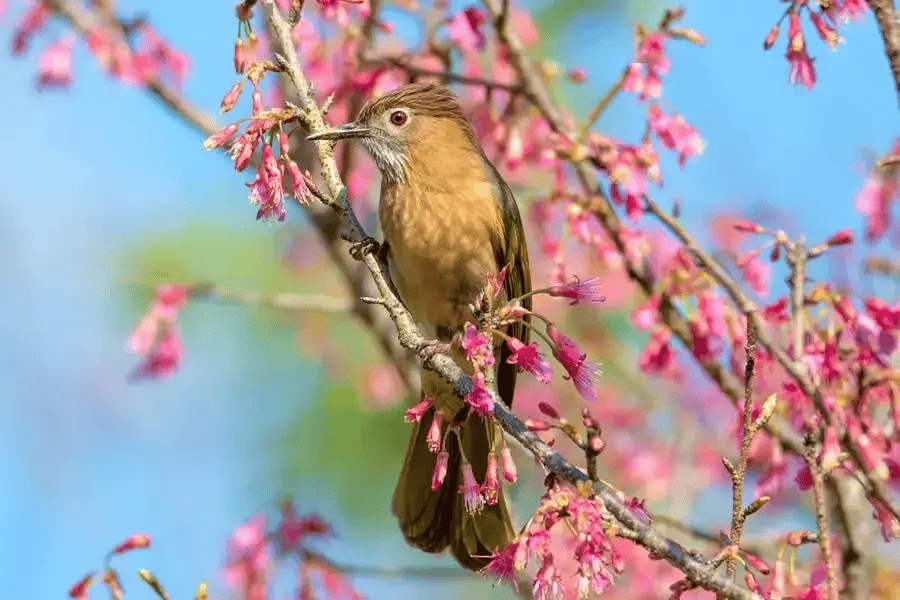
486 162 532 408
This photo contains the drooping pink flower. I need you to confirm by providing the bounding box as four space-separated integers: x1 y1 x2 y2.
482 451 500 505
460 462 485 514
426 412 444 453
785 12 816 90
462 322 494 367
223 514 271 595
648 104 704 166
466 372 495 415
316 561 365 600
431 451 449 490
547 325 598 402
738 250 771 296
855 155 900 242
278 503 333 551
824 0 868 22
632 294 660 330
404 397 432 422
501 445 518 483
220 81 244 113
111 533 152 554
809 10 841 48
446 7 486 53
204 123 240 150
130 326 184 380
532 556 563 600
36 35 74 89
482 542 519 588
68 573 95 600
639 328 673 374
506 337 553 384
548 277 605 305
872 498 900 541
247 144 287 221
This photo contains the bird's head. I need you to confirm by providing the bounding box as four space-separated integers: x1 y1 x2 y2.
307 83 479 184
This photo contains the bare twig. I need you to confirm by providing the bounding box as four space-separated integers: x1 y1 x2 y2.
803 440 839 600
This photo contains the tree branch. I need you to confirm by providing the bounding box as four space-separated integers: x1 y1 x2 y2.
866 0 900 109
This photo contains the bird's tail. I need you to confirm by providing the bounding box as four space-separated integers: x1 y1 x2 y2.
392 405 514 570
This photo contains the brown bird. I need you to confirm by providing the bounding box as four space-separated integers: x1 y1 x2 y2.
308 83 531 570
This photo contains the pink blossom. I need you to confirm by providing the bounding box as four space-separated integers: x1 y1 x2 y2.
223 514 271 595
426 411 444 453
622 33 670 100
632 294 660 330
639 328 673 374
234 39 246 74
247 144 287 221
460 462 485 514
137 24 189 88
68 573 95 600
278 504 333 551
548 277 605 304
809 10 841 48
872 499 900 541
501 445 518 483
462 322 494 367
404 397 432 422
482 542 519 588
431 451 449 490
111 532 151 554
483 266 509 297
204 123 240 150
130 326 184 380
506 337 553 384
763 297 790 323
825 0 868 21
482 451 500 505
764 24 780 50
738 250 771 296
755 442 787 497
855 161 900 243
547 325 598 402
36 35 74 89
466 372 495 415
786 12 816 90
12 1 50 56
648 104 704 166
567 67 587 83
446 7 486 53
220 81 244 113
533 556 563 600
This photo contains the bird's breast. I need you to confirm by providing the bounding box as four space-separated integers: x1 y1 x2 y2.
380 176 503 335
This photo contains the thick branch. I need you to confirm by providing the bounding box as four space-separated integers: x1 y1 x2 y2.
867 0 900 109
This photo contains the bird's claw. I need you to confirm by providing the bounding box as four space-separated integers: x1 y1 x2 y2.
350 236 380 261
415 340 451 360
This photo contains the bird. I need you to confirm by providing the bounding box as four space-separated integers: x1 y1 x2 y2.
308 82 532 570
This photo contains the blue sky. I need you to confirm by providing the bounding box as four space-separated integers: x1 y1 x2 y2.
0 1 897 599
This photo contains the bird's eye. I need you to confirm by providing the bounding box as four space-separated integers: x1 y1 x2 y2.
389 110 408 127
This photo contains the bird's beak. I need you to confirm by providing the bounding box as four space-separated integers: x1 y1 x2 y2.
306 122 372 141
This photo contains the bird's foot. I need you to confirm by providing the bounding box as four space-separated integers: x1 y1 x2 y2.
349 236 380 261
415 339 451 361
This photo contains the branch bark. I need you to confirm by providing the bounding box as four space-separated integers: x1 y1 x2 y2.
867 0 900 109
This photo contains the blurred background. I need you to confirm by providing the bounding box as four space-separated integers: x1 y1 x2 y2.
0 0 897 598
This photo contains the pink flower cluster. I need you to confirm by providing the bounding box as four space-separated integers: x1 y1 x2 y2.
128 284 190 380
763 1 868 89
224 503 359 600
484 483 626 599
14 2 189 90
67 532 153 600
